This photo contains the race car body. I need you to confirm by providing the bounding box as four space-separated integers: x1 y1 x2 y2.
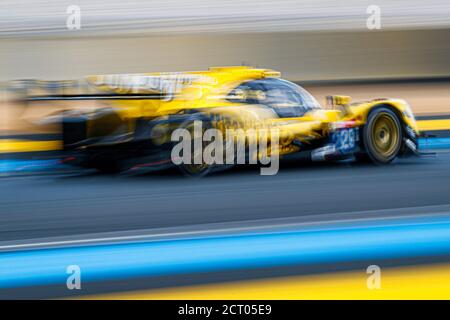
31 66 419 175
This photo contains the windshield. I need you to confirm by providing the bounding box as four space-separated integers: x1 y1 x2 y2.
227 78 321 118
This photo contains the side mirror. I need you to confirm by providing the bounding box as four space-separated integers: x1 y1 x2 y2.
326 95 351 108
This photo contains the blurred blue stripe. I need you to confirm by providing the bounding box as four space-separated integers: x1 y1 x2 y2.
0 160 60 173
419 137 450 149
1 215 450 288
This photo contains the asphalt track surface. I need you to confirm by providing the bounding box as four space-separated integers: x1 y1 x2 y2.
1 152 450 244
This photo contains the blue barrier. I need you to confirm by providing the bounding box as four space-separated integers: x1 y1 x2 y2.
0 159 61 174
419 137 450 150
1 214 450 288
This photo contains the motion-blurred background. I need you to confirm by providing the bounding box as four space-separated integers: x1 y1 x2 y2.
1 0 450 81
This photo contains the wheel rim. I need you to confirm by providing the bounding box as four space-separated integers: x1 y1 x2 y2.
370 113 400 158
182 121 210 175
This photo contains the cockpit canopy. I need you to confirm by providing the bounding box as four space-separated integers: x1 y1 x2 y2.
227 78 321 118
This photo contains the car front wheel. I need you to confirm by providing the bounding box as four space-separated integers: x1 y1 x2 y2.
363 107 403 164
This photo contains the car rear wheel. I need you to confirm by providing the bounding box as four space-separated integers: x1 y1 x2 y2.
363 107 403 164
175 116 214 177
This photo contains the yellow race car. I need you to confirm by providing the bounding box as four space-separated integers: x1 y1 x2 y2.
37 66 420 175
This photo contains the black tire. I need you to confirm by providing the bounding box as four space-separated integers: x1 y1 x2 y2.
363 107 403 164
174 115 214 177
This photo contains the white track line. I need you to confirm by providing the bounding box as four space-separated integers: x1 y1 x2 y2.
1 204 450 252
